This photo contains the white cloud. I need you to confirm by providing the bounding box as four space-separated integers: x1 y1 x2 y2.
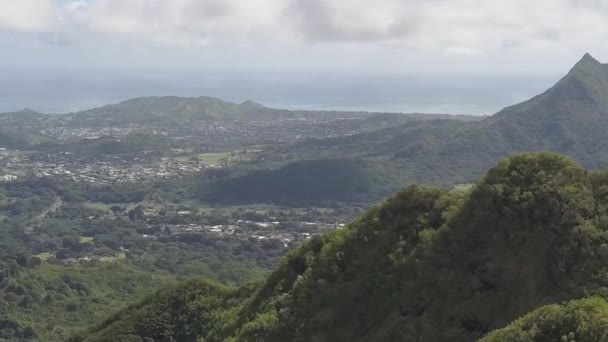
0 0 58 32
285 0 419 42
3 0 608 71
51 0 608 54
74 0 285 45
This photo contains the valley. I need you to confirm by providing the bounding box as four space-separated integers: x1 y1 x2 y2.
3 0 608 340
0 98 442 340
2 54 608 341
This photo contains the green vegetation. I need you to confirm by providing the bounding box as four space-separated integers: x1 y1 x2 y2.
0 129 56 149
208 54 608 206
74 96 295 124
193 150 261 165
0 110 58 149
203 158 409 205
36 133 173 155
481 297 608 342
7 54 608 341
198 152 232 165
33 252 53 261
71 96 452 126
1 261 175 341
280 117 474 161
0 176 294 341
71 279 258 342
73 152 608 342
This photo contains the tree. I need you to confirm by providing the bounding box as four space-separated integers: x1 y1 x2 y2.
128 206 145 221
110 205 124 215
62 235 80 249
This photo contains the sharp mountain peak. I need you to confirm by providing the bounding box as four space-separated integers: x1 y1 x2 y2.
568 52 605 74
580 52 600 64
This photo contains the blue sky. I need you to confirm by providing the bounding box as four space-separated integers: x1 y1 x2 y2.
1 0 607 73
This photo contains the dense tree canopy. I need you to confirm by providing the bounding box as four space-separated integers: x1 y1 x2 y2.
74 152 608 342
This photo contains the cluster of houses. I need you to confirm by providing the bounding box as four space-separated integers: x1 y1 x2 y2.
41 116 369 151
0 174 17 182
41 126 139 142
157 219 344 247
2 152 208 185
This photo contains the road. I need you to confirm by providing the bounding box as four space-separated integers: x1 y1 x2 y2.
27 196 63 230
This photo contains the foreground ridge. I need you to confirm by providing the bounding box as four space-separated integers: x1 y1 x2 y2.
73 152 608 342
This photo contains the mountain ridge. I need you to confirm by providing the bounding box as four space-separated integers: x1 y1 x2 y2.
73 152 608 342
72 95 298 122
65 54 608 341
250 53 608 197
70 95 484 124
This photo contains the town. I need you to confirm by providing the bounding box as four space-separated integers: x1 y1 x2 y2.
0 114 373 271
39 116 379 147
0 149 210 184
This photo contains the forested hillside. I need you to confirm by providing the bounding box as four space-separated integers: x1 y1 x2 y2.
72 96 294 123
0 177 289 341
0 129 55 149
395 53 608 183
75 152 608 341
213 54 608 205
481 296 608 341
203 158 410 205
0 261 175 341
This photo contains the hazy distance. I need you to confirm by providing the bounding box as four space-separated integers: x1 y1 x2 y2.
1 68 558 115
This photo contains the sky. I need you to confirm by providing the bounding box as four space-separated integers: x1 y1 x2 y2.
1 0 607 72
0 0 607 113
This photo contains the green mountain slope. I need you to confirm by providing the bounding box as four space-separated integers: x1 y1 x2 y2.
0 109 48 124
282 118 475 159
36 133 172 155
73 96 296 124
481 296 608 342
400 54 608 174
71 95 481 126
0 110 58 148
76 153 608 342
401 53 608 183
201 119 476 205
0 129 55 149
1 262 174 341
74 279 257 342
258 53 608 193
203 158 411 205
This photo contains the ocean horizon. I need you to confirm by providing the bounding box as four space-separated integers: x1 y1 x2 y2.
0 68 557 116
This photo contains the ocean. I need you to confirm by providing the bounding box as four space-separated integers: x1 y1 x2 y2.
0 68 558 116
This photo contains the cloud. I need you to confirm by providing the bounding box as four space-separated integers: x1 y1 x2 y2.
37 32 76 47
3 0 608 57
58 0 608 54
285 0 418 42
0 0 58 32
73 0 284 45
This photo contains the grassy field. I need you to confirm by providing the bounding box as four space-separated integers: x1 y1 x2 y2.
453 183 475 191
198 152 232 165
83 202 163 211
80 236 94 243
171 149 264 166
35 250 125 263
99 252 126 262
83 202 112 211
34 252 53 261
